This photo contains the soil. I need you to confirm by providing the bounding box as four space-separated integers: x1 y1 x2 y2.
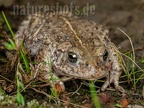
0 0 144 108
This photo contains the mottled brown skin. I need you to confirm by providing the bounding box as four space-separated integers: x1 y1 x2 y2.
15 12 123 92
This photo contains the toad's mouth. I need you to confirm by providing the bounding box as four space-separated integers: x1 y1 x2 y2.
74 72 109 80
59 72 109 81
57 69 109 81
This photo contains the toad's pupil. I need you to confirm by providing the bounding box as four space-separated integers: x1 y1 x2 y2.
103 50 108 61
68 52 78 63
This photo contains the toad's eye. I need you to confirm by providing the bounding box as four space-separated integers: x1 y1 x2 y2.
103 50 108 61
67 52 78 63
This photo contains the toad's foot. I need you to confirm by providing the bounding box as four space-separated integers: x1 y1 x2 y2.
101 71 125 93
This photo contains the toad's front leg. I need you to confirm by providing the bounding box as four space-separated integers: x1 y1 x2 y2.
101 43 125 92
101 69 124 92
35 46 65 93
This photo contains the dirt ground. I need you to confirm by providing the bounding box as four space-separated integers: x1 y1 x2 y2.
0 0 144 108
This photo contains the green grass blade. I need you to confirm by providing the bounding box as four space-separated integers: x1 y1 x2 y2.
16 75 25 106
2 11 15 39
4 38 16 50
20 49 30 73
141 59 144 63
89 81 101 108
16 92 25 106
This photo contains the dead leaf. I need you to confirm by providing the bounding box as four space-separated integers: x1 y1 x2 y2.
98 93 111 104
120 98 129 108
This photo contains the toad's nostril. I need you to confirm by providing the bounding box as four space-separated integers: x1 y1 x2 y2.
86 63 89 67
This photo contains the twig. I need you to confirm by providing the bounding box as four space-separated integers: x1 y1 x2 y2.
118 28 135 66
68 83 82 95
118 51 144 73
0 75 15 84
31 87 84 107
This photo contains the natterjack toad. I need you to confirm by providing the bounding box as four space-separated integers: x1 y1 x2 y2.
15 12 124 92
